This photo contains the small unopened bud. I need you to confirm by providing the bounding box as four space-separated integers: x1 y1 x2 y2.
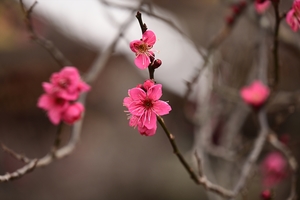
261 189 272 200
152 59 162 69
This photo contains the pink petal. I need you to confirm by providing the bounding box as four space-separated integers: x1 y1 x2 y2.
130 40 143 53
129 115 139 127
78 81 91 93
142 110 157 129
128 101 145 116
123 97 132 107
129 88 146 101
37 94 53 109
48 109 62 125
135 54 150 69
147 84 162 101
138 124 157 136
153 100 172 116
286 10 299 32
42 82 54 94
142 30 156 46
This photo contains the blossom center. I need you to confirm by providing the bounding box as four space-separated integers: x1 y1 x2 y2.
55 97 65 106
143 99 153 109
59 78 70 89
135 42 149 54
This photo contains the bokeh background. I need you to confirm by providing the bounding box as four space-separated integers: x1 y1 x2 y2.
0 0 300 199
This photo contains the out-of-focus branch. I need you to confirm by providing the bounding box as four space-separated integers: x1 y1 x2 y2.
268 133 298 200
231 109 269 197
184 2 248 104
20 0 72 68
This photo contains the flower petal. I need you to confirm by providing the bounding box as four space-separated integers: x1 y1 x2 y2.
129 88 146 101
37 94 53 110
142 30 156 46
128 101 145 116
135 54 150 69
153 100 172 116
138 124 157 136
48 109 62 125
123 97 132 107
147 84 162 100
142 110 157 129
130 40 143 53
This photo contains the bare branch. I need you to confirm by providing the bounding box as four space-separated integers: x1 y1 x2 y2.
19 0 72 68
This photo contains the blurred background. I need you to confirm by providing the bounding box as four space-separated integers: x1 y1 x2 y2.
0 0 300 199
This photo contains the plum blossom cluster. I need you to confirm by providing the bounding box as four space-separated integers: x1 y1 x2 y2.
123 80 171 136
286 0 300 32
125 26 170 136
240 80 270 108
38 66 90 125
261 152 288 188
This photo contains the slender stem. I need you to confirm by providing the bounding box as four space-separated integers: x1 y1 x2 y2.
51 122 63 157
136 11 147 34
271 1 281 88
157 116 200 183
148 65 155 80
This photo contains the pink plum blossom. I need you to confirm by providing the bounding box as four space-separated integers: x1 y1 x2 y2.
261 189 272 200
43 66 90 100
261 152 288 187
255 0 270 14
286 0 300 32
240 80 270 107
130 30 156 69
62 102 84 125
123 82 171 136
37 93 69 125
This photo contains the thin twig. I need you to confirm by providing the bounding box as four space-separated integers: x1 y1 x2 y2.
1 143 31 164
157 116 234 198
20 0 72 68
270 1 281 88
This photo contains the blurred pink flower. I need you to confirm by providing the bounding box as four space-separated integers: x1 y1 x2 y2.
62 102 84 125
43 66 90 100
123 83 171 136
240 80 270 107
130 30 156 69
37 94 69 125
286 0 300 32
261 189 272 200
255 0 270 14
261 152 288 187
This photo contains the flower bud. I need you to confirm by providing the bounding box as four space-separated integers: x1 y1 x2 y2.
152 59 162 69
62 102 84 124
143 79 155 90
